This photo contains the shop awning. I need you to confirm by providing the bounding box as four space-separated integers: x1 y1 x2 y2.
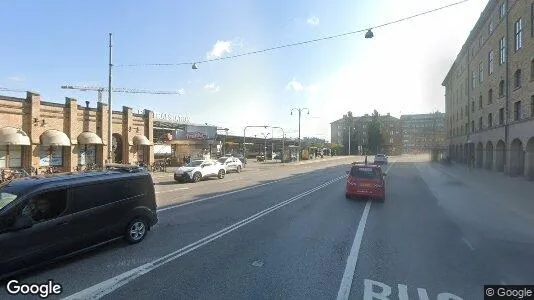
0 127 31 146
132 134 152 146
40 130 71 147
77 131 103 145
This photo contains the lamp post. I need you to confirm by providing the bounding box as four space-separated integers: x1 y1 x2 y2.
270 126 285 162
243 125 269 161
290 108 309 162
261 132 270 163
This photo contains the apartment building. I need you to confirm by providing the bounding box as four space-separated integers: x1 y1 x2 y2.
400 112 446 153
330 113 402 155
442 0 534 179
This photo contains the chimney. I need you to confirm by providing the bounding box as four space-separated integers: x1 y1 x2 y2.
85 101 90 108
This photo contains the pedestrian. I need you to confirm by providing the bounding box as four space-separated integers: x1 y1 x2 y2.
364 155 368 165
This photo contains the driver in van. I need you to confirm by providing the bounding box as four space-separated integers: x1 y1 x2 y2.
21 197 53 222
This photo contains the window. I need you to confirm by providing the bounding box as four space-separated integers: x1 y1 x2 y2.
531 95 534 117
471 101 475 113
514 101 522 121
478 63 484 83
479 35 484 47
488 89 493 104
471 71 476 89
514 69 521 88
488 50 494 74
531 59 534 81
39 146 63 167
499 80 505 97
500 1 506 18
499 37 506 64
488 113 493 127
479 117 483 130
489 20 494 34
465 123 469 134
21 190 67 222
0 145 22 168
471 120 475 133
479 95 483 108
499 108 504 125
135 146 145 163
514 19 523 51
78 145 96 166
532 3 534 37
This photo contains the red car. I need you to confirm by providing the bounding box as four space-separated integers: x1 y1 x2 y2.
345 164 386 201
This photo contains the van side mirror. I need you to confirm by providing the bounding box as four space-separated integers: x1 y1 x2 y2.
12 215 33 231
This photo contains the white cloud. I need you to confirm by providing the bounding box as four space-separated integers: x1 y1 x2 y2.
204 83 220 93
206 40 232 59
307 16 320 27
7 76 24 82
286 78 304 92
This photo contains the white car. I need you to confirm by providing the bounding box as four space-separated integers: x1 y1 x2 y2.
217 157 243 173
174 159 226 183
373 154 388 165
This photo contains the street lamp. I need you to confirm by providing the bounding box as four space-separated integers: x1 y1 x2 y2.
261 132 270 162
290 108 309 161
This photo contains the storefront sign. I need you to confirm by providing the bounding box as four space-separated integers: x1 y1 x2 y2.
153 112 190 124
185 132 208 140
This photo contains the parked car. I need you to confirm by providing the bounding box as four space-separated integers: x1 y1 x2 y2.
174 159 226 183
218 157 243 173
373 154 388 165
345 164 386 201
0 165 158 280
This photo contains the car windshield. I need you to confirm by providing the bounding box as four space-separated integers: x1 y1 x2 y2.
186 161 203 167
0 191 18 211
218 158 228 164
350 167 381 179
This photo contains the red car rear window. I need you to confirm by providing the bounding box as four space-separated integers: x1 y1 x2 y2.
350 166 381 179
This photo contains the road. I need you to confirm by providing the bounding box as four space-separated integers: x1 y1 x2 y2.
2 155 533 299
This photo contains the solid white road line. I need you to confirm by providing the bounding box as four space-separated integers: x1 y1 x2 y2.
336 201 372 300
461 237 475 251
157 171 314 212
336 162 395 300
62 175 347 300
155 187 189 194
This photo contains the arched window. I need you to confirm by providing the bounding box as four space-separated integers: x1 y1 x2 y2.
514 69 522 88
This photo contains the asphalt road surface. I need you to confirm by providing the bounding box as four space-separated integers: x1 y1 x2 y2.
2 155 533 300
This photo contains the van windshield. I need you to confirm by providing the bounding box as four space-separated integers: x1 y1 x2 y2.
350 167 381 179
0 191 18 211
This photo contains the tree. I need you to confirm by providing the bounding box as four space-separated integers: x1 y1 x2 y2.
330 143 344 155
367 110 383 154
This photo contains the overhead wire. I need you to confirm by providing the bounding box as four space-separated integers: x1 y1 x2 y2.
115 0 470 68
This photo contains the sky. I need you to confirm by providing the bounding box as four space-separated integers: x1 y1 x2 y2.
0 0 489 141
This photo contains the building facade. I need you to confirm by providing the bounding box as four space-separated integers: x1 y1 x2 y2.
330 113 403 155
442 0 534 179
400 112 446 153
0 92 154 173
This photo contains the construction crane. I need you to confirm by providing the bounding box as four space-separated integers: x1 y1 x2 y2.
61 85 184 103
0 87 31 93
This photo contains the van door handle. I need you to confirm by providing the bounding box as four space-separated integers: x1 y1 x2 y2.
55 221 69 226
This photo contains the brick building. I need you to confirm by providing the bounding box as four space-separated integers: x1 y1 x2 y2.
0 92 153 173
442 0 534 179
330 113 403 155
400 112 446 153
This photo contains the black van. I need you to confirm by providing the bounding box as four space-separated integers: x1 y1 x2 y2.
0 166 158 280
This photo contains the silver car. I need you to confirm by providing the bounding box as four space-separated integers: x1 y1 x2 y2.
218 157 243 173
373 154 388 165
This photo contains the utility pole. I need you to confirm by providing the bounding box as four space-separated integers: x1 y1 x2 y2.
290 108 309 162
261 132 270 163
107 33 113 164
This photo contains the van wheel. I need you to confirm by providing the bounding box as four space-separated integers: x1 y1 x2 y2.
125 218 148 244
218 169 225 179
236 166 242 173
192 172 201 183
